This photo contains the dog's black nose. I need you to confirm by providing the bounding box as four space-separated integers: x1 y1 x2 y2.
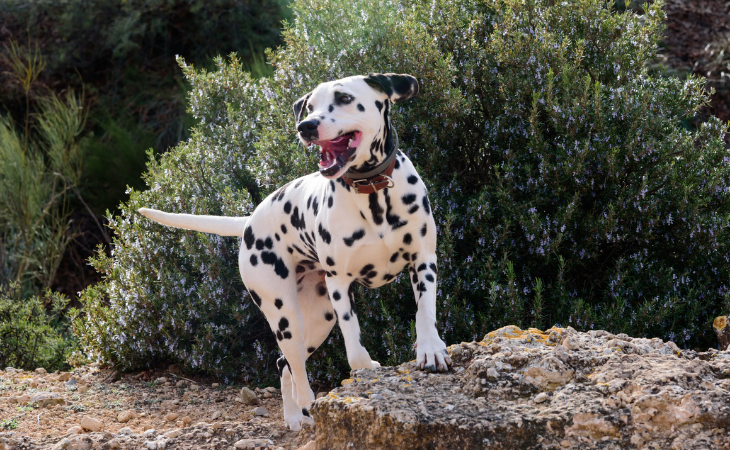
297 119 320 141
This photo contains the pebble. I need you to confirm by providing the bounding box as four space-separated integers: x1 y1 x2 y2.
253 406 268 417
66 426 83 435
534 392 549 404
65 379 78 387
164 429 182 439
35 368 47 374
262 391 273 399
181 416 193 426
164 413 179 421
117 427 136 436
211 383 219 388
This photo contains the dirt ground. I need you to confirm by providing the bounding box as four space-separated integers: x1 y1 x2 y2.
0 365 316 450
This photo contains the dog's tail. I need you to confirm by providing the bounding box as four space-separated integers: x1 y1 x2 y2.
138 208 248 237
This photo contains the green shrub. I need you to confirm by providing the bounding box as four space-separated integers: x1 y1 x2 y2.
76 0 730 385
0 283 74 371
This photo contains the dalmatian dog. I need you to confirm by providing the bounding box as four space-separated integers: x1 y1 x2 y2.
138 73 451 431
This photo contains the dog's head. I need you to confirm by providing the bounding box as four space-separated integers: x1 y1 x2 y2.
293 73 418 179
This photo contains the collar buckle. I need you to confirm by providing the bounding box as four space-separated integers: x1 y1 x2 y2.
351 175 394 194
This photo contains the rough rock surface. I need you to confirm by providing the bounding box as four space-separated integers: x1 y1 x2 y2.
312 326 730 449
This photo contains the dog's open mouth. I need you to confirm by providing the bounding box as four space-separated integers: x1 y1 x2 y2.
313 131 362 177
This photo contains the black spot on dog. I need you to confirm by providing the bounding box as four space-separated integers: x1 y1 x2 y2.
333 291 341 301
312 197 320 216
422 195 431 215
402 252 410 261
250 254 258 266
307 195 312 210
383 273 394 281
296 264 306 274
412 273 418 283
261 251 290 279
360 264 375 276
328 196 334 208
331 118 335 123
318 224 332 244
265 237 273 249
255 239 265 250
425 274 435 282
384 189 407 230
411 252 419 261
408 205 419 214
329 180 336 191
325 311 334 321
302 408 311 417
316 282 328 296
326 256 335 266
394 158 400 169
402 193 417 205
418 281 427 292
329 105 334 112
403 233 412 245
368 193 384 225
375 100 383 111
283 331 292 339
275 298 283 309
421 223 427 236
276 330 283 341
244 226 255 250
367 271 377 278
250 290 262 307
307 346 316 353
344 229 365 246
407 175 418 184
360 211 366 220
343 312 351 321
291 206 306 230
357 103 365 112
275 233 280 241
280 224 287 234
295 179 304 188
429 263 438 273
390 252 399 263
418 263 427 272
336 178 351 191
284 201 292 214
279 317 289 331
287 246 293 253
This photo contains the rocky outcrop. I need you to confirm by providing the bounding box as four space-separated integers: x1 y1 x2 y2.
311 326 730 449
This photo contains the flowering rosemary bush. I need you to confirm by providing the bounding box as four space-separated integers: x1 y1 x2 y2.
75 0 730 384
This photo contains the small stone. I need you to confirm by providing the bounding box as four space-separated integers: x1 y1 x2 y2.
534 392 549 404
36 368 47 374
211 410 222 420
65 379 78 387
263 391 273 399
181 416 193 426
143 429 156 437
234 439 274 449
253 406 268 417
117 427 136 436
52 438 71 450
80 415 103 432
239 387 259 405
78 385 88 394
66 425 84 435
264 386 277 393
211 383 219 388
117 410 137 423
168 364 182 374
106 439 121 449
164 412 179 421
155 377 168 383
58 372 72 382
297 441 317 450
165 429 182 439
17 394 30 404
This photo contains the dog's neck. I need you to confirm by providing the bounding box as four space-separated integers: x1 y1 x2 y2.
346 126 398 179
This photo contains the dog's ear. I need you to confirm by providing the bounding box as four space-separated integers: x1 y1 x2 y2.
293 92 312 123
364 73 419 103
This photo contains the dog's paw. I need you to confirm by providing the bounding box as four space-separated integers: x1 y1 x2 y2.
370 360 381 368
285 414 315 431
416 337 452 372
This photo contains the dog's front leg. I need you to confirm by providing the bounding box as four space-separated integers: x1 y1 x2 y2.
325 279 380 370
408 248 451 372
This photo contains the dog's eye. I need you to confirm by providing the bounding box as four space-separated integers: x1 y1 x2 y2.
307 104 314 112
340 95 352 104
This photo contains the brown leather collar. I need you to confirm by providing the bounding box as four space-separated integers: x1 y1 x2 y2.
341 156 397 194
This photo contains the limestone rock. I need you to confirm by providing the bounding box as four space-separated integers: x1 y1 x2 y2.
234 438 274 449
30 392 66 407
164 412 179 421
117 410 137 423
311 325 730 450
239 387 259 405
80 415 103 432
